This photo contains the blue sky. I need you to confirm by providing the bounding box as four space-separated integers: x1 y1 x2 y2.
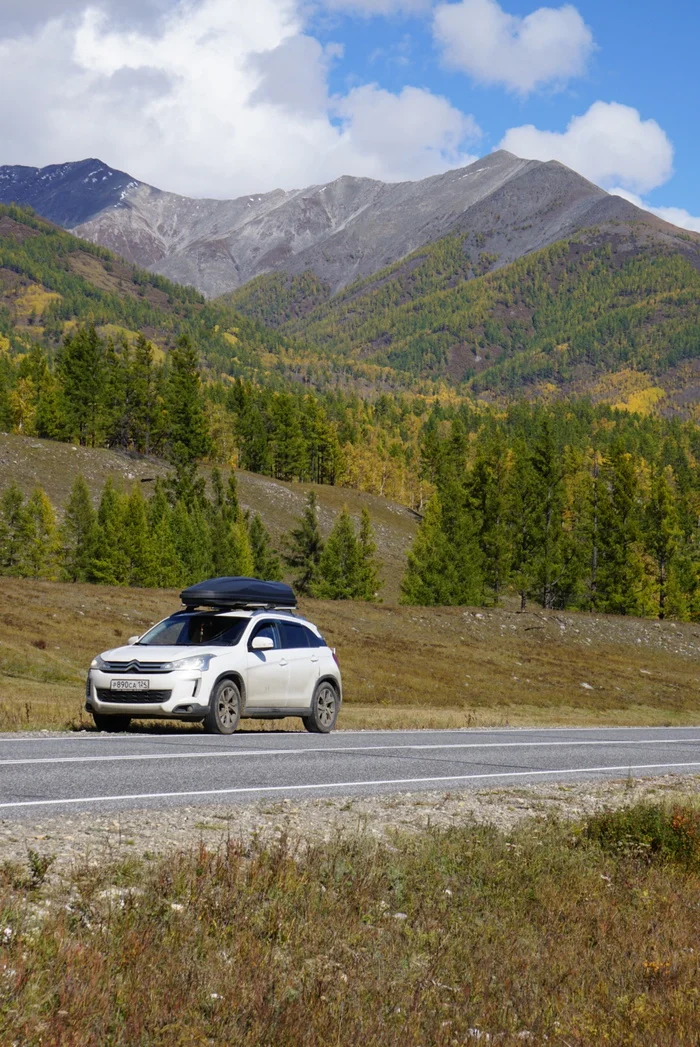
0 0 696 227
314 0 699 221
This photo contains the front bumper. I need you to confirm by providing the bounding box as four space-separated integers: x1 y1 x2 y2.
86 670 210 718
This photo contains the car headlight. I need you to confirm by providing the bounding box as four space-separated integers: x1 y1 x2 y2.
90 654 108 670
161 655 215 672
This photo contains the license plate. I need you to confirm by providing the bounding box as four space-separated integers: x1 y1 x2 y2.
110 679 149 692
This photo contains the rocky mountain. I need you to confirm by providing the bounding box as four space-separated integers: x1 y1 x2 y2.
0 159 140 229
0 151 681 300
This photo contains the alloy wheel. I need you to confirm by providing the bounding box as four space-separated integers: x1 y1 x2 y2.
218 685 239 729
316 685 336 728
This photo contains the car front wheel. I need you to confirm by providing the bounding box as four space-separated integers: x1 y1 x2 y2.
303 681 339 734
204 678 242 735
93 713 132 733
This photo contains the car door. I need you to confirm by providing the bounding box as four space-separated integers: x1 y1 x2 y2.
277 620 320 708
245 621 289 709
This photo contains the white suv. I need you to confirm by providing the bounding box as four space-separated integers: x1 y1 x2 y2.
86 580 342 735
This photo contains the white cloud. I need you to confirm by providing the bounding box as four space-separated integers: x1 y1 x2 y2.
433 0 593 94
0 0 482 197
334 84 480 178
500 101 674 194
610 188 700 234
651 206 700 234
1 0 173 36
320 0 431 14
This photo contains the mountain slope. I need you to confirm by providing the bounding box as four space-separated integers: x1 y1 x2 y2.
256 222 700 402
0 204 296 381
0 151 672 300
0 160 140 227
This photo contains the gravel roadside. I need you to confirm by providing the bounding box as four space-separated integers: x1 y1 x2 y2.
2 774 699 882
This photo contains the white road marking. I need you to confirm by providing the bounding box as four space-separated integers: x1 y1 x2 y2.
1 760 700 810
1 724 699 743
0 737 698 768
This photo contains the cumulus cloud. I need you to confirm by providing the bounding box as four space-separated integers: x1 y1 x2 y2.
500 101 674 194
610 188 700 234
0 0 481 197
433 0 593 94
334 84 480 177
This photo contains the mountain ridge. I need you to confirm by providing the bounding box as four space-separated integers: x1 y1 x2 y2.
3 151 690 301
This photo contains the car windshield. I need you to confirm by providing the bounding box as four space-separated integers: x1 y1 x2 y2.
137 614 248 647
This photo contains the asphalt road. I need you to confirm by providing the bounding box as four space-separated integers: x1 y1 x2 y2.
0 726 699 819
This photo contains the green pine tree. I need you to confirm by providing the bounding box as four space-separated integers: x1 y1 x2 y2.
357 508 382 601
165 335 211 465
528 419 567 609
506 442 540 611
57 325 105 447
644 466 683 620
123 486 158 587
147 486 184 587
22 488 60 580
87 480 129 586
129 335 159 454
61 476 97 582
0 483 29 576
439 475 484 605
248 514 282 581
284 491 324 595
400 495 458 605
596 446 647 616
469 436 512 604
171 500 213 585
312 510 362 600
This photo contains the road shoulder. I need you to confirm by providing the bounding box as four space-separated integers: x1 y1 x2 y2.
2 773 698 882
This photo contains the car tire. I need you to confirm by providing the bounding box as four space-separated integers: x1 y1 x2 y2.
93 713 131 733
204 678 242 735
303 681 339 734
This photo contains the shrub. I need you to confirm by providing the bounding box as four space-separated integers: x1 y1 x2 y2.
585 802 700 868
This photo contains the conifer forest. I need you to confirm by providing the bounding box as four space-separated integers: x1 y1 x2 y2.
2 205 700 620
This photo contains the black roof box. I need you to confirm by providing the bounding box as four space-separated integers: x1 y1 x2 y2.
180 577 296 610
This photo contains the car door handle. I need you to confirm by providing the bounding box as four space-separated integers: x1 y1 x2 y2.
311 655 319 663
279 659 288 667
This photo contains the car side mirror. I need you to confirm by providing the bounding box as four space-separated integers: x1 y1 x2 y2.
251 636 274 652
128 635 140 645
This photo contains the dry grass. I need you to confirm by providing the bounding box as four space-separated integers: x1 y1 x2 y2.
3 806 700 1045
1 579 700 733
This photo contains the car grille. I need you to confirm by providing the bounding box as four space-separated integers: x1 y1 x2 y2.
102 660 171 674
96 689 172 705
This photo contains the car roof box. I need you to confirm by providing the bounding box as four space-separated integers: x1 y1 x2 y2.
180 576 297 610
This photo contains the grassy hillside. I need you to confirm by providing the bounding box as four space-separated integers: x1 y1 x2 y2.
0 433 417 601
228 229 700 409
2 578 700 733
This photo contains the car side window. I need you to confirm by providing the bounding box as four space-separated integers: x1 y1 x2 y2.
278 621 310 650
302 626 324 648
249 621 280 650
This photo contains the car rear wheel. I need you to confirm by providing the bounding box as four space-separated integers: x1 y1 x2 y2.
204 679 242 735
93 713 132 733
303 681 339 734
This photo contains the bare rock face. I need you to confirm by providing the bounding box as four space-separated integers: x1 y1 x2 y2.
0 151 680 298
